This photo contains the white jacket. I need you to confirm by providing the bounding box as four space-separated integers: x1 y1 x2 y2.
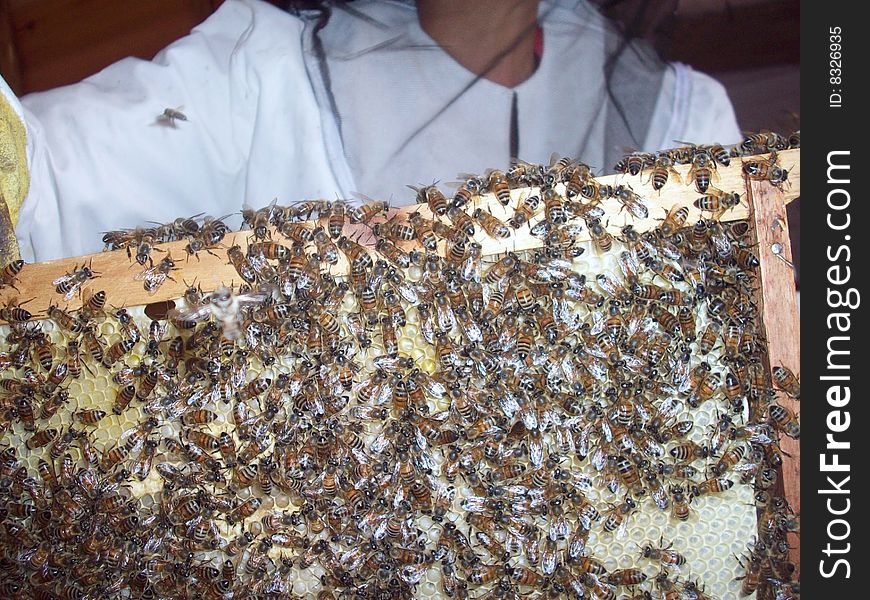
1 0 740 262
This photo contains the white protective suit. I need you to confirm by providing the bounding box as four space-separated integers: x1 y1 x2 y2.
0 0 741 262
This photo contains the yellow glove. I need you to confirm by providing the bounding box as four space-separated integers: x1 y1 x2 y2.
0 91 27 260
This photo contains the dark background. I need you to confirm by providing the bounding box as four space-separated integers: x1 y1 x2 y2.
0 0 799 284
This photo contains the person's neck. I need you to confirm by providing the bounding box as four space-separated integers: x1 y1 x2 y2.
417 0 540 88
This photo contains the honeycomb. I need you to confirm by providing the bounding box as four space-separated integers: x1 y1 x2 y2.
0 149 799 600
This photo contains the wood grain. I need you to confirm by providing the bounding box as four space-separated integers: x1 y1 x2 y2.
0 148 800 316
746 176 801 576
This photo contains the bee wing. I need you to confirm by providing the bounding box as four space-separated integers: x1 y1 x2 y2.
52 272 75 287
589 310 606 335
652 486 670 510
134 266 156 282
145 272 168 294
630 200 649 220
616 517 629 540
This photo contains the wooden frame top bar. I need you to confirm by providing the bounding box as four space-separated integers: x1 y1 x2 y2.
0 148 799 317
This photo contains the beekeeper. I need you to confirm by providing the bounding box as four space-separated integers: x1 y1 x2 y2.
0 0 740 262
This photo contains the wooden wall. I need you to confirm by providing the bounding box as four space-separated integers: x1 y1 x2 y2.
0 0 222 96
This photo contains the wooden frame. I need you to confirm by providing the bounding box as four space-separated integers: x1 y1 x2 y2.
0 147 801 578
0 149 800 316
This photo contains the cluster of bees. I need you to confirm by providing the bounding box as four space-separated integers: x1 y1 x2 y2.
615 129 798 196
0 133 799 599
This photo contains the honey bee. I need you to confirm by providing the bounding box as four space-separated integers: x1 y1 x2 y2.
227 245 258 284
767 403 800 438
648 152 682 190
375 238 412 269
26 428 58 450
657 205 689 237
670 485 690 521
102 338 136 370
602 495 637 538
686 362 720 408
694 188 741 219
407 184 448 216
772 365 800 400
157 106 188 126
605 568 648 587
135 254 175 295
543 187 567 225
241 200 275 240
697 321 720 355
348 198 390 225
687 148 719 193
53 261 100 301
75 409 106 425
587 218 613 253
742 151 789 188
669 441 709 462
46 304 83 333
131 438 158 480
641 537 686 566
510 193 541 229
172 286 266 341
472 208 511 239
0 259 24 289
690 477 734 500
618 151 654 176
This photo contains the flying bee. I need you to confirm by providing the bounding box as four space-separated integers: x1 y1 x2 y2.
53 261 100 301
171 286 266 341
157 106 188 126
135 254 178 294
